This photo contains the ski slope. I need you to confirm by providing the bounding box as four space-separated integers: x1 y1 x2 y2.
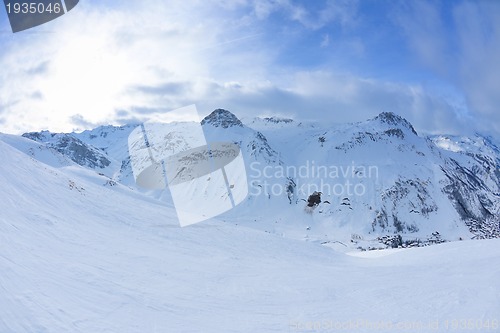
1 135 499 332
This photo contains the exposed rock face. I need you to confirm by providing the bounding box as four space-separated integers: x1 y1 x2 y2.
22 132 111 169
374 111 418 136
201 109 243 128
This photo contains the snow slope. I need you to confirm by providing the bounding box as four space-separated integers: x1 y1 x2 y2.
1 129 500 332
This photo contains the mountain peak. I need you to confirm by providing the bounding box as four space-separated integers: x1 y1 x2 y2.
374 112 418 135
201 109 243 128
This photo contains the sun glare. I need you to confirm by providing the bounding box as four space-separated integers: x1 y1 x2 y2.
40 35 132 128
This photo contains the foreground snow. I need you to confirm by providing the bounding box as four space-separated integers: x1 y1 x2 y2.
1 139 499 332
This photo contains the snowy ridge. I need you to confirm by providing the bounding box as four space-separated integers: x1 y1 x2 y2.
374 111 418 135
22 131 116 176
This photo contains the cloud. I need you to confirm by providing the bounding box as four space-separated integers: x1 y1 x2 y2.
320 34 330 48
453 1 500 134
132 82 191 97
246 0 358 29
392 1 450 76
190 70 470 136
291 0 359 30
0 0 250 132
25 61 50 75
394 0 500 135
333 77 468 136
70 114 99 129
0 0 495 138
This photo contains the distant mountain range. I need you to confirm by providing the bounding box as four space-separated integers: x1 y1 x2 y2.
7 109 500 250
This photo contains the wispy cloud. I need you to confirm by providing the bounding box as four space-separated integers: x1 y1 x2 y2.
394 0 500 135
453 1 500 134
247 0 358 29
320 34 330 48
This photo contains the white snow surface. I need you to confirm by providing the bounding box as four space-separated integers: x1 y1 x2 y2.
1 132 500 332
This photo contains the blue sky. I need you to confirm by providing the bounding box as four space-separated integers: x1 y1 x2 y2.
0 0 499 136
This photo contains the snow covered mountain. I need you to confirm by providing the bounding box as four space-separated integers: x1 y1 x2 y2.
16 109 500 250
22 131 113 172
1 126 500 332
